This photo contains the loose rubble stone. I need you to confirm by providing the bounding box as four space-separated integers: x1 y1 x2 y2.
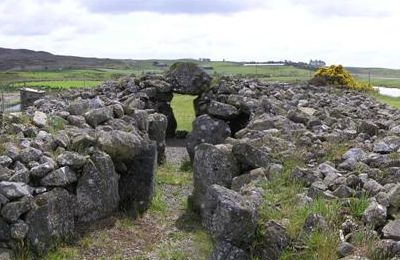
10 221 29 240
57 151 88 169
303 213 328 233
40 167 77 187
383 220 400 241
256 220 291 260
1 197 33 222
362 200 387 228
337 242 355 258
32 111 47 127
232 142 272 170
84 106 114 128
209 240 249 260
0 182 32 200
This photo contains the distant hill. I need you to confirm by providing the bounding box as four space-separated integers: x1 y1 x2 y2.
0 47 136 71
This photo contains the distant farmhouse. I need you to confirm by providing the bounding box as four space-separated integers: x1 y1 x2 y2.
309 59 326 68
199 58 211 62
153 61 168 68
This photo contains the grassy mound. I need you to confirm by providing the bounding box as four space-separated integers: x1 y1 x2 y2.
311 65 373 91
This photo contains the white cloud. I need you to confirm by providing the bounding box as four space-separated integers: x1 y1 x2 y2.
0 0 400 68
80 0 267 14
0 0 103 36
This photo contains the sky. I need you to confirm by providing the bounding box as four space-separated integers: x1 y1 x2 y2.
0 0 399 68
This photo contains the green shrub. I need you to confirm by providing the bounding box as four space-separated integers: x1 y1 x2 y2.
311 65 373 91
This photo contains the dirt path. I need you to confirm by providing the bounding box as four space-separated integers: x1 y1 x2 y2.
44 142 212 260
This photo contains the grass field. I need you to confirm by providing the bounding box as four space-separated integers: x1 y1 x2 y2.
13 80 102 89
170 94 196 132
2 60 400 91
371 92 400 109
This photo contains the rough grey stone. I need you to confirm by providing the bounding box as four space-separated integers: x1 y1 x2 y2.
97 130 146 161
0 218 11 241
76 151 120 222
148 113 168 164
30 161 56 179
10 221 29 240
57 151 88 169
232 142 272 171
207 100 239 120
0 248 13 259
291 167 321 187
337 242 355 258
0 166 14 182
119 142 157 216
0 156 12 168
362 200 387 229
343 148 366 161
202 185 257 249
383 220 400 240
256 220 290 260
19 147 42 164
332 185 355 198
167 62 211 95
32 111 47 127
1 197 33 222
303 213 328 233
358 120 379 136
0 182 32 200
186 114 231 160
26 188 75 255
210 240 249 260
84 106 114 128
364 179 384 196
192 143 240 211
231 168 267 192
40 167 77 187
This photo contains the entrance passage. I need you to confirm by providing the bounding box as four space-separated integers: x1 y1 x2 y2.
170 94 196 133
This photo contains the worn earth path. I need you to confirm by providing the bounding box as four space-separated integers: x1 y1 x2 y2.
44 138 212 260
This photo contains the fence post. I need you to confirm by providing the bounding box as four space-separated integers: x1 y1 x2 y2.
1 84 4 128
368 70 371 86
1 86 4 114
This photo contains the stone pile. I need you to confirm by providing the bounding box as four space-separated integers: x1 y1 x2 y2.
0 62 215 258
188 77 400 259
0 74 187 257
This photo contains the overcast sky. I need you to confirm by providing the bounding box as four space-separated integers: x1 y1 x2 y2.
0 0 399 68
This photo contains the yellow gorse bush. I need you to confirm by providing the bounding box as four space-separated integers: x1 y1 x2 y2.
311 65 373 91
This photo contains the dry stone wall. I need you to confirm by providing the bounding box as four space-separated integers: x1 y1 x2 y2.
188 76 400 259
0 75 179 257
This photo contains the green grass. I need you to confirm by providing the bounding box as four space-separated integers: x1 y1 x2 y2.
322 142 352 163
170 94 196 132
3 61 400 90
348 196 369 219
42 246 78 260
157 162 192 186
148 189 168 215
256 154 343 259
13 80 101 89
371 92 400 109
39 161 211 260
254 147 378 259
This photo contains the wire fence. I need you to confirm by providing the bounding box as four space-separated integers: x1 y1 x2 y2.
0 83 21 115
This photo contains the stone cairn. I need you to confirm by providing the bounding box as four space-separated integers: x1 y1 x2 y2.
3 62 400 259
0 65 211 257
188 77 400 259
